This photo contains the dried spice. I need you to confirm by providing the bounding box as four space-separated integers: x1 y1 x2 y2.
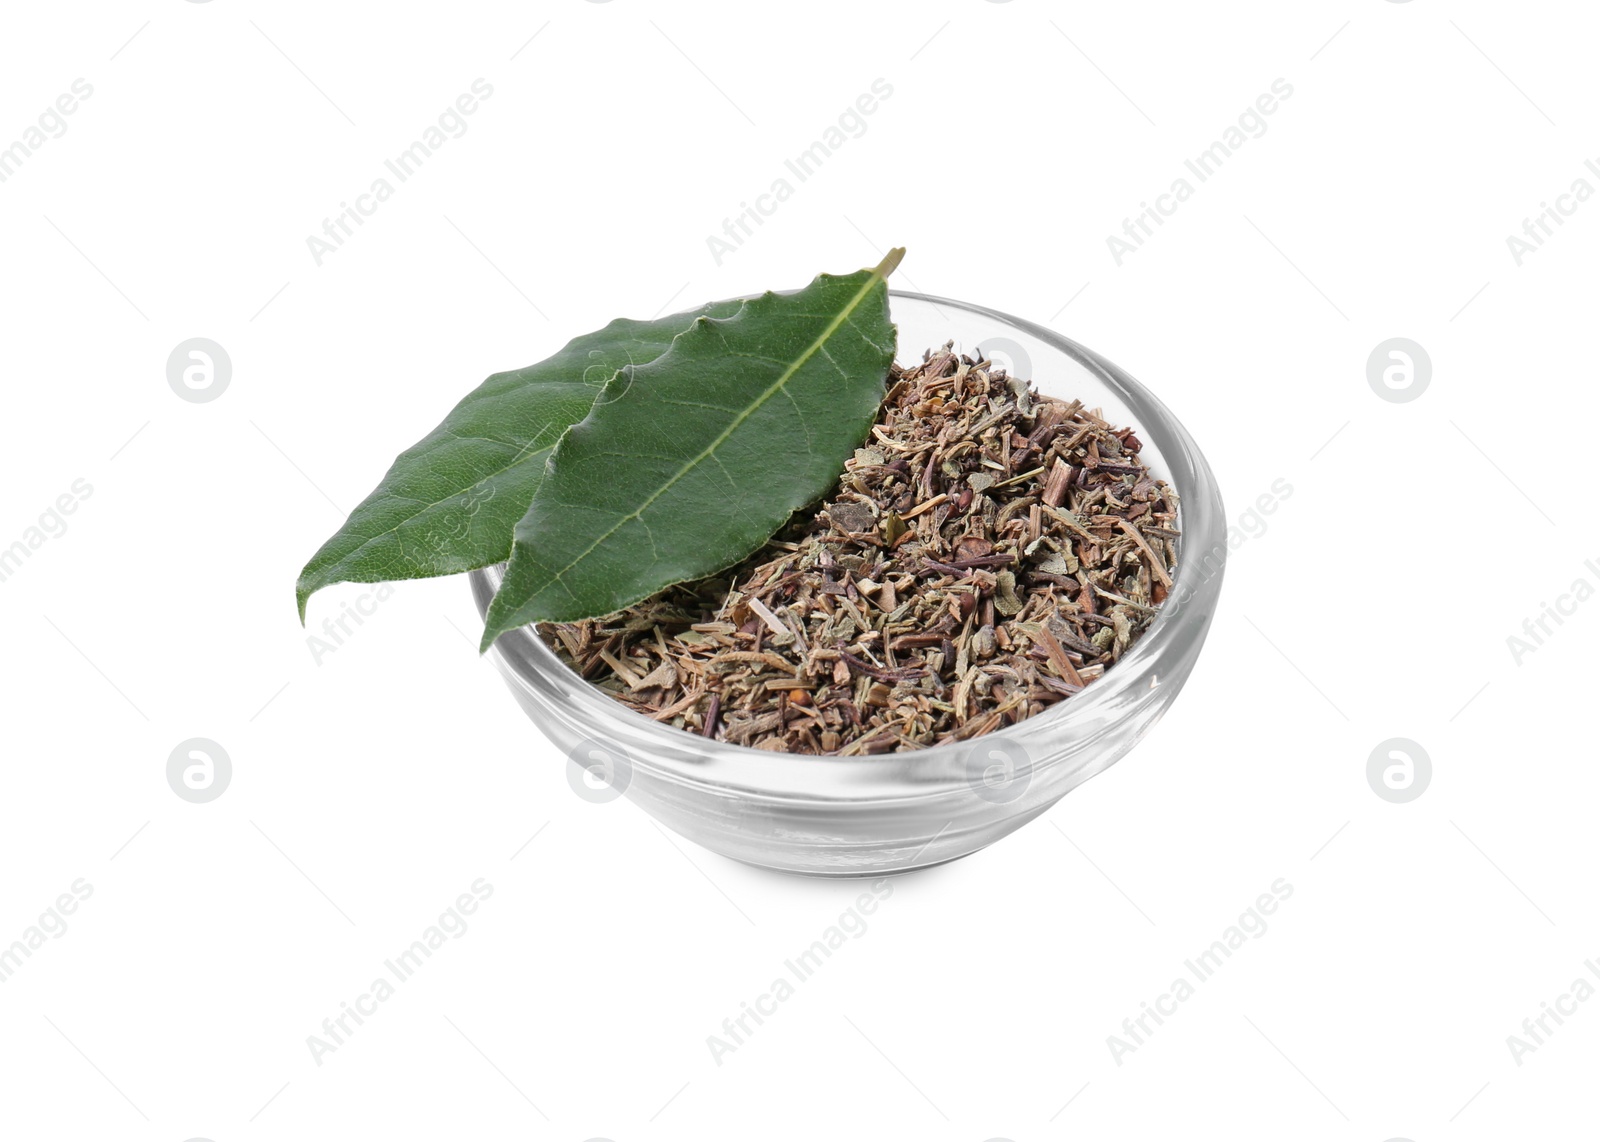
538 344 1179 754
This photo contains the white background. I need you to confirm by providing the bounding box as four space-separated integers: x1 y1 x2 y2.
1 1 1595 1138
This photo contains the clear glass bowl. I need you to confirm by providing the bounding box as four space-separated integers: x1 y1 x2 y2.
470 290 1225 876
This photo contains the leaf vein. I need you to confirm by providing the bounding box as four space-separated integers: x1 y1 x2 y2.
530 272 890 601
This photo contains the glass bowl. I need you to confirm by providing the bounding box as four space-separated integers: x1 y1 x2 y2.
471 290 1225 876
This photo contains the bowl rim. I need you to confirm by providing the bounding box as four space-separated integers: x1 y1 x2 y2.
473 288 1225 800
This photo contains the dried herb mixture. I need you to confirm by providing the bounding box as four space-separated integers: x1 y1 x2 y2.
538 344 1178 754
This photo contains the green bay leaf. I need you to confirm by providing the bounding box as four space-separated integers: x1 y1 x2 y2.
481 249 902 647
295 300 740 621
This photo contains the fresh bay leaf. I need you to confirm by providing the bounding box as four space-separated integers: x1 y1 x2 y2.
295 300 740 621
480 249 903 646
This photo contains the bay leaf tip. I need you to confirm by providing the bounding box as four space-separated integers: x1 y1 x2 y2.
871 247 906 280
